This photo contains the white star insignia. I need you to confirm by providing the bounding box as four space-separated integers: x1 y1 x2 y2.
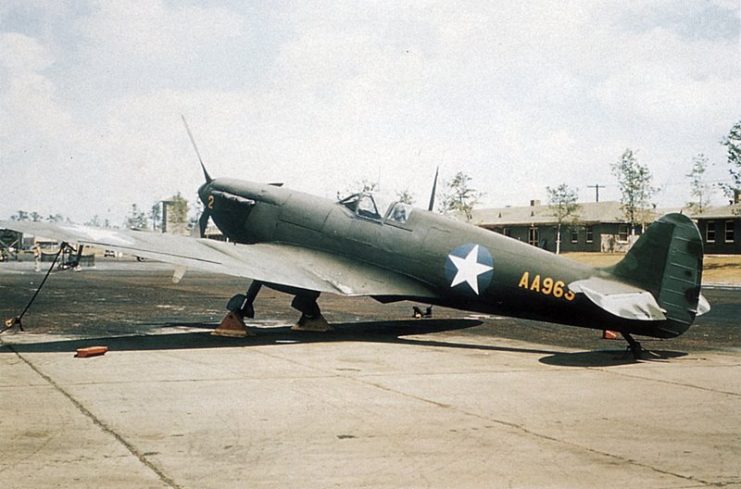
448 245 492 295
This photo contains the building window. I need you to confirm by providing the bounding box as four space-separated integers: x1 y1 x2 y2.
725 220 735 243
586 226 594 243
528 227 539 247
503 227 511 237
570 227 578 243
618 224 629 242
706 221 716 243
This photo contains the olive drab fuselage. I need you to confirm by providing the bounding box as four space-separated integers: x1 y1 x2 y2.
201 178 686 339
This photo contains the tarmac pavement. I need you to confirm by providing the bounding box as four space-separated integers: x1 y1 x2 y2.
1 261 740 488
1 327 739 489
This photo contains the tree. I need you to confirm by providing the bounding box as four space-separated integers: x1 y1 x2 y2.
610 149 656 234
686 153 710 215
720 119 741 212
357 179 379 193
85 215 102 227
125 204 147 230
29 211 42 222
395 189 415 205
188 197 203 232
163 192 189 235
150 202 162 231
438 171 483 222
338 179 379 200
546 184 580 254
46 214 64 223
10 210 29 221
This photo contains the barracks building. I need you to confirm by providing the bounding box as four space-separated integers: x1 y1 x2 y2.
471 201 741 255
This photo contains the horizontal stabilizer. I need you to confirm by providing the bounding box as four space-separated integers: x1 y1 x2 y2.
694 293 711 316
569 276 666 321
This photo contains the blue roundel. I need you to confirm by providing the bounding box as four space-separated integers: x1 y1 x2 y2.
444 243 494 295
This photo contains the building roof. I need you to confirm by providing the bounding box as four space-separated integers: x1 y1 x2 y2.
471 201 641 227
471 200 740 227
688 204 741 219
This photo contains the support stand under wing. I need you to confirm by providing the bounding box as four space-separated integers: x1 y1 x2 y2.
290 291 333 332
211 281 263 337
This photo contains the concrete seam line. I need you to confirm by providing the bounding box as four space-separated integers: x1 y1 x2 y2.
255 346 716 488
7 345 183 489
595 367 741 398
355 376 718 487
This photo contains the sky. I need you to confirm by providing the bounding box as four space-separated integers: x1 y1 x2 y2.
1 0 739 225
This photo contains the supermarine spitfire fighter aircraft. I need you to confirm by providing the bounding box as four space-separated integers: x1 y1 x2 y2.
1 133 709 358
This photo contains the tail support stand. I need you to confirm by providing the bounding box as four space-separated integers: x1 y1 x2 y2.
621 332 644 360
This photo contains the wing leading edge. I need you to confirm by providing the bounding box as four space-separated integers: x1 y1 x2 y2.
0 221 436 299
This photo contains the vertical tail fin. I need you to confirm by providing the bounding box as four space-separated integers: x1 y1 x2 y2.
610 213 706 335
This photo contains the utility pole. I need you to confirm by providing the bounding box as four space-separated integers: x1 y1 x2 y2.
587 184 604 202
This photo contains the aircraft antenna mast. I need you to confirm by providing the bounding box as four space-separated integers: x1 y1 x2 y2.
428 166 439 211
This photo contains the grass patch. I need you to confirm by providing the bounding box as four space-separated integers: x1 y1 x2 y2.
562 253 741 285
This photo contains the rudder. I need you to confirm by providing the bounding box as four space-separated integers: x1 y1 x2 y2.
609 213 705 336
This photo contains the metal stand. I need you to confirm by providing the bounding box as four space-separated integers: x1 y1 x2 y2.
291 292 332 332
2 243 66 334
212 281 263 337
621 332 644 360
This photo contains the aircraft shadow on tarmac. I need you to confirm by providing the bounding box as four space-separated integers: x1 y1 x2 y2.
0 319 688 367
538 349 688 367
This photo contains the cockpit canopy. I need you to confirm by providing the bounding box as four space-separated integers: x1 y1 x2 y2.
338 193 412 224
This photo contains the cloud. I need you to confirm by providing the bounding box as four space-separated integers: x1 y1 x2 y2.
0 1 739 222
77 1 243 63
0 31 53 71
0 33 81 201
260 1 738 202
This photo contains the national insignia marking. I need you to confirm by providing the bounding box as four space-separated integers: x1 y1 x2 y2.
445 244 493 295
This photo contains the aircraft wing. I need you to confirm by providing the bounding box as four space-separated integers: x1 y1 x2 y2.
0 221 436 299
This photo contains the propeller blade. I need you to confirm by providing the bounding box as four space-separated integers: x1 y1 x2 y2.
198 209 211 238
428 166 439 211
181 115 212 183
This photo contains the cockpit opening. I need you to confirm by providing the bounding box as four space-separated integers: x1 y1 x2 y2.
338 192 413 223
339 193 380 219
387 202 412 224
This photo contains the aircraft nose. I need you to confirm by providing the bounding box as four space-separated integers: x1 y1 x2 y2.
198 182 211 205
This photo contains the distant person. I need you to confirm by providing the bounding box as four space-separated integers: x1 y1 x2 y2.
32 243 41 272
